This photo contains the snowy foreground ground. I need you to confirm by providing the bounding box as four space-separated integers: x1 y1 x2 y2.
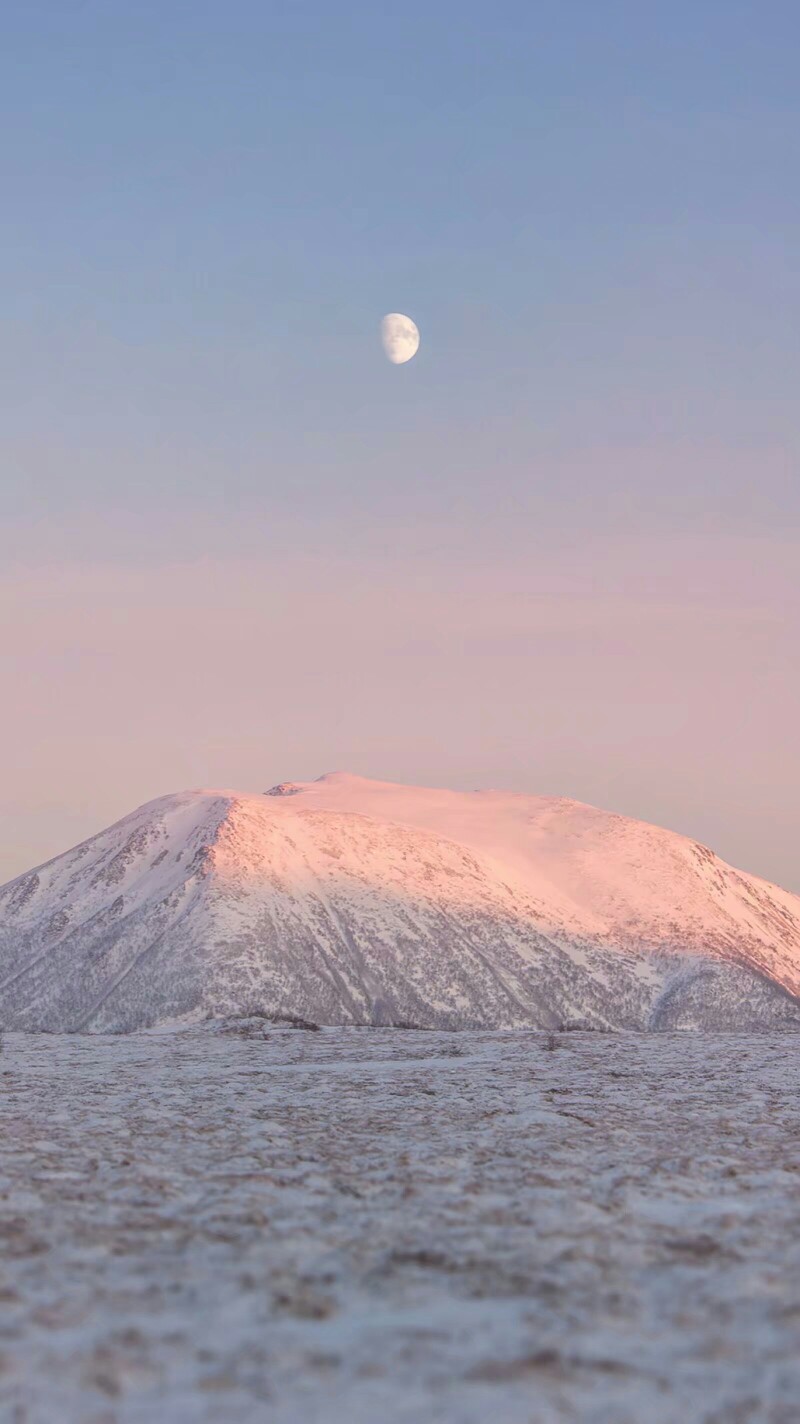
2 1028 800 1424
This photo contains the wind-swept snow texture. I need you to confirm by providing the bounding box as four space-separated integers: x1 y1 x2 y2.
1 773 800 1032
2 1027 800 1423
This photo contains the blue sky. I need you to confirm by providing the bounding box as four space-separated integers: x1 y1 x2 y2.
3 0 798 537
1 1 799 885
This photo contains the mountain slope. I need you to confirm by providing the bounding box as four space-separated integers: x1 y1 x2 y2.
1 775 799 1032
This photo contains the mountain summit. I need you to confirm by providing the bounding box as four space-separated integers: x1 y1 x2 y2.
2 775 799 1032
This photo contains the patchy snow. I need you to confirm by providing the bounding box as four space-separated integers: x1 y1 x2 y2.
2 776 800 1031
1 1027 799 1422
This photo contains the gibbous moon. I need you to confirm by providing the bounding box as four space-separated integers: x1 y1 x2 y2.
381 312 420 365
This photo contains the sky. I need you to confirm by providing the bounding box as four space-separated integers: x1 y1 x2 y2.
1 0 799 890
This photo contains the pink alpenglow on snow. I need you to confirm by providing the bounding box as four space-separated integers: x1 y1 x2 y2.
2 773 800 1034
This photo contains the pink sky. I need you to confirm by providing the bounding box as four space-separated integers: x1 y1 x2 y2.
2 525 798 893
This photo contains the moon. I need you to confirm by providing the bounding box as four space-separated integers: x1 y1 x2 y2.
381 312 420 365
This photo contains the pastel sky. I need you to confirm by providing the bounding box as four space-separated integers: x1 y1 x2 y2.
2 1 799 889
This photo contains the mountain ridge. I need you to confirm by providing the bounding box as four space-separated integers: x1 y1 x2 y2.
1 775 799 1033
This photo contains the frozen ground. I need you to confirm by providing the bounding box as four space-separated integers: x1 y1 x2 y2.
1 1027 799 1424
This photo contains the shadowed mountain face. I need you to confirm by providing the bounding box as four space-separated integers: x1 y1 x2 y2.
1 774 799 1033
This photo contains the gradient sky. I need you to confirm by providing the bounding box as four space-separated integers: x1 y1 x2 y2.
2 1 799 889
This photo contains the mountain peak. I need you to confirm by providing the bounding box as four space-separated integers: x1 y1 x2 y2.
313 771 378 786
2 774 800 1034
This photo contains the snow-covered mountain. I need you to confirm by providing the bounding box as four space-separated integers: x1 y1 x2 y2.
2 773 800 1032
